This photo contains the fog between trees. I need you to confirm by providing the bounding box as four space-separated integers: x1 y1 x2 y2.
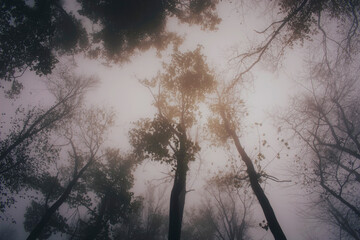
1 0 360 239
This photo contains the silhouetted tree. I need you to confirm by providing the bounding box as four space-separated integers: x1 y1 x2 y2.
24 200 68 240
281 63 360 239
137 184 168 240
130 47 215 240
208 85 287 240
71 149 140 240
182 176 254 240
0 69 98 214
26 107 114 240
229 0 360 88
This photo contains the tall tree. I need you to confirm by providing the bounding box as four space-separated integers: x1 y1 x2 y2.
0 69 97 214
130 47 216 240
208 85 287 240
71 149 140 240
280 63 360 239
26 107 114 240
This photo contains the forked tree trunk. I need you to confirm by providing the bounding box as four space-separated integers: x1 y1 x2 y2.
220 109 287 240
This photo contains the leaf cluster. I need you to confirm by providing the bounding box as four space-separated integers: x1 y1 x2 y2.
149 46 216 127
130 117 174 164
131 48 214 168
0 0 222 84
85 149 137 223
207 89 247 147
130 116 200 167
0 0 87 82
278 0 360 47
78 0 220 61
69 149 141 239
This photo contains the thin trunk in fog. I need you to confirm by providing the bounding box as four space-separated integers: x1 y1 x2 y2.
168 127 187 240
219 108 287 240
26 157 94 240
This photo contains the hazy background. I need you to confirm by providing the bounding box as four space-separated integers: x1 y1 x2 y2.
1 1 349 239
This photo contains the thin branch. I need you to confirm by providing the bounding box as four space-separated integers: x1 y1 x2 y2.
226 0 309 92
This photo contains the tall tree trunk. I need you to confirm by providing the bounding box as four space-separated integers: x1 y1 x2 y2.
26 160 93 240
26 179 77 240
220 109 287 240
168 161 187 240
168 131 188 240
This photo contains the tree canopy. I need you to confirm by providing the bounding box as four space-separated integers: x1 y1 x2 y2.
130 48 215 240
0 0 220 91
2 0 360 239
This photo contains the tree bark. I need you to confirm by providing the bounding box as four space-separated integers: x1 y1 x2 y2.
220 109 287 240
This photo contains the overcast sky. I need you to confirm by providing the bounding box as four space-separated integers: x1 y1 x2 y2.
1 1 335 239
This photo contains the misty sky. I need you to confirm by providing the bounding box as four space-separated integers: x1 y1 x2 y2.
0 1 342 239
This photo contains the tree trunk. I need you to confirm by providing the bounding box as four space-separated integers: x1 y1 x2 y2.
26 160 93 240
220 109 287 240
26 179 77 240
168 162 187 240
168 131 188 240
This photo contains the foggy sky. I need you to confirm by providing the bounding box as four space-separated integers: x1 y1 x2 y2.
0 1 336 239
